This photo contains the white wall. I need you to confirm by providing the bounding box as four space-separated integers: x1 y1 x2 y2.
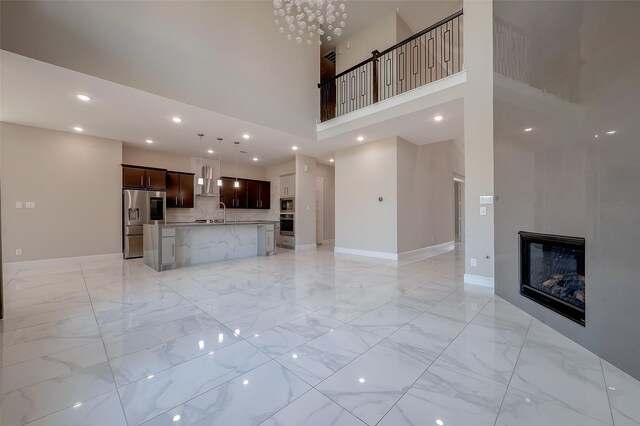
335 137 398 254
396 11 414 41
463 0 495 281
1 123 122 263
336 10 410 74
0 1 319 139
294 155 317 247
397 138 464 253
315 164 335 242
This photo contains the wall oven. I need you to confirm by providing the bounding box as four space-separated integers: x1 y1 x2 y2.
280 213 294 236
280 197 295 213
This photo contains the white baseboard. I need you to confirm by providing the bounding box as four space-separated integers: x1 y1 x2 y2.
295 243 317 251
334 241 454 262
334 247 398 260
3 253 123 278
464 274 495 288
321 239 335 245
397 241 455 261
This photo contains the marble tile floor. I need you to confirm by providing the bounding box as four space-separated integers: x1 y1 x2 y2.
1 246 639 426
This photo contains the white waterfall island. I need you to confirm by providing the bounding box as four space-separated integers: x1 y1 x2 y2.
143 221 276 271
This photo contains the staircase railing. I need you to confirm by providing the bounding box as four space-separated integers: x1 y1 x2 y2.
318 10 463 122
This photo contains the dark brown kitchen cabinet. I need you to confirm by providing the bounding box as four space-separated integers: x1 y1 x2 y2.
247 180 271 209
221 177 270 209
166 171 195 208
146 169 166 190
122 166 146 188
122 165 166 190
220 177 247 208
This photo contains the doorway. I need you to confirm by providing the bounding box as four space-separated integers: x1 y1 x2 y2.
454 177 465 243
315 177 324 245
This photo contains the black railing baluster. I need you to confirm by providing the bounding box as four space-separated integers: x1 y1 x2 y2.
318 10 463 122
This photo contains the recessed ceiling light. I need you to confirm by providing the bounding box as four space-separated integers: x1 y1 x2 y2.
594 134 599 138
358 377 366 383
172 117 182 123
172 414 181 422
607 130 616 134
356 136 364 142
329 158 334 163
73 402 83 409
73 126 84 132
146 139 154 144
208 149 214 154
242 379 249 385
436 420 444 426
76 94 91 102
243 133 250 139
147 374 154 379
433 115 444 122
292 146 298 151
524 127 533 132
253 157 259 161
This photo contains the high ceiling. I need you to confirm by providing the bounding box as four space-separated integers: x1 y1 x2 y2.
0 1 463 167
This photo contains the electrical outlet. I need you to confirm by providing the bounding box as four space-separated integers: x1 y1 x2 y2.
16 249 22 256
480 206 487 216
470 257 477 267
16 201 23 209
26 201 36 209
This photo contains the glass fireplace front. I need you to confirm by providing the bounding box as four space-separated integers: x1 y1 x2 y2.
519 231 586 325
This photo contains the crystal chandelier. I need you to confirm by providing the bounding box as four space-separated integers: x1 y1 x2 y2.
273 0 347 46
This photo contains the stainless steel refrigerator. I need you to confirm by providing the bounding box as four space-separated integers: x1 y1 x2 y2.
123 189 166 259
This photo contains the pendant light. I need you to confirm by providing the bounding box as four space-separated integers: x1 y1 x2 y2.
234 141 240 188
216 138 223 187
197 133 205 185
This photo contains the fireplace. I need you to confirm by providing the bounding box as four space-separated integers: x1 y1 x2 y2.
519 231 586 325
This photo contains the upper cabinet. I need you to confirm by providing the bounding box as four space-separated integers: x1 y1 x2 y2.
122 165 166 190
280 174 295 197
247 180 271 209
220 177 271 209
166 171 195 208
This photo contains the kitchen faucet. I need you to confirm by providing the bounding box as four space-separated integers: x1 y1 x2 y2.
215 201 226 224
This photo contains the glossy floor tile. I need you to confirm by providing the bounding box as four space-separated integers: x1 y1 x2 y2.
1 245 639 426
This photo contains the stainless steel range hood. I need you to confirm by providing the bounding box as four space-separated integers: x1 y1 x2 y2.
198 166 220 197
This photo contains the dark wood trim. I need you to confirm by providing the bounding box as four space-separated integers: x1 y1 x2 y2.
121 164 167 172
167 170 195 176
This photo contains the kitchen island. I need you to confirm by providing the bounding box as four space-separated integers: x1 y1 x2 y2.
143 221 276 271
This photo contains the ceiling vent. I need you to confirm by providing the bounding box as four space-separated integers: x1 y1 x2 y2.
324 50 336 64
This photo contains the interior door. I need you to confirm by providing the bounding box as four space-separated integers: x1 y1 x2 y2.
179 174 194 208
123 166 146 188
146 169 166 190
315 177 323 244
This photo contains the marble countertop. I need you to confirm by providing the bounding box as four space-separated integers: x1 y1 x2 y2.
159 220 278 227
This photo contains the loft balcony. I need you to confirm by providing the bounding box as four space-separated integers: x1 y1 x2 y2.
318 10 464 123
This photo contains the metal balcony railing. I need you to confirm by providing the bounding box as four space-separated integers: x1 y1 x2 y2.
318 10 463 122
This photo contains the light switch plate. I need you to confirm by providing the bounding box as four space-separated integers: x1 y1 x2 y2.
26 201 36 209
480 196 493 205
16 201 23 209
480 206 487 216
16 249 22 256
470 258 477 267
